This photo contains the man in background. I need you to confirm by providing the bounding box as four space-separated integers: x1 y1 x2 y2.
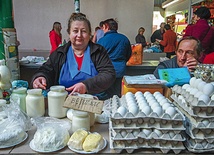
98 18 132 99
151 22 166 52
153 36 202 79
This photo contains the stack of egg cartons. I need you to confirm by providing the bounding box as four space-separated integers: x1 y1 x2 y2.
109 91 186 154
171 77 214 153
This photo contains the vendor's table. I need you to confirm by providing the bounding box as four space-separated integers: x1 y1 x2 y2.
0 121 197 154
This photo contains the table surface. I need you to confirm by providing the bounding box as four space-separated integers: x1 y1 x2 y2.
0 121 197 154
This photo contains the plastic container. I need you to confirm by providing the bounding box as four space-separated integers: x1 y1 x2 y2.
72 110 90 132
11 87 27 112
0 59 12 90
26 89 45 117
47 85 68 118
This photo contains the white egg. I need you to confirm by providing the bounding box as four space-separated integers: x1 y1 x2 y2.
182 84 190 90
129 105 139 116
159 99 169 106
165 106 176 117
162 102 171 111
189 77 196 87
144 91 151 97
190 88 199 95
153 106 163 116
194 78 203 88
67 109 73 120
197 81 206 92
151 102 161 110
141 105 151 115
117 106 127 116
153 91 161 97
198 94 211 104
156 96 165 102
194 91 204 98
143 129 152 136
203 83 214 96
135 91 143 97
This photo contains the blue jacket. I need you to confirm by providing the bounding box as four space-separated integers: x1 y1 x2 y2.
98 30 132 78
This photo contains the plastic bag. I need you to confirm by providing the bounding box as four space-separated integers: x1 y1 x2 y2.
3 96 32 131
31 117 71 151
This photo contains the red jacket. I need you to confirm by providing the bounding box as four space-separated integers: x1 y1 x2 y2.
160 29 177 53
203 52 214 64
184 19 214 55
49 30 62 54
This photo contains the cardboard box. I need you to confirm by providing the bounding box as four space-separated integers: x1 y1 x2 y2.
121 79 164 95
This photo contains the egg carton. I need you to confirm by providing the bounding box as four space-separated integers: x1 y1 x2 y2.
184 136 214 153
110 128 185 142
109 136 185 154
110 116 185 130
171 94 214 118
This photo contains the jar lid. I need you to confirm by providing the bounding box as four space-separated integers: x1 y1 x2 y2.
27 88 42 95
50 85 65 92
73 110 88 117
12 87 27 93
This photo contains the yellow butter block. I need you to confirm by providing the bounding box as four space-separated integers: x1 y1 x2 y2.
67 129 88 150
83 133 102 152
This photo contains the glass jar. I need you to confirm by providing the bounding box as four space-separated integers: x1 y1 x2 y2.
72 110 90 132
47 85 68 118
76 93 96 127
26 89 45 117
11 87 27 112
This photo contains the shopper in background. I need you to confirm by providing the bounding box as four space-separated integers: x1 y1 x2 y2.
49 22 62 54
32 13 116 98
153 36 202 79
151 22 166 52
203 52 214 64
98 18 131 99
92 21 104 43
156 24 177 59
184 6 214 62
135 27 150 47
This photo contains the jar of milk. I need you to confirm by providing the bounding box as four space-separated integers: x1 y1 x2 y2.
72 110 90 132
11 87 27 112
47 85 68 118
26 89 45 117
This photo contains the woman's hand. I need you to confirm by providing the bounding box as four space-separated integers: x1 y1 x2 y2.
33 77 47 89
66 82 87 94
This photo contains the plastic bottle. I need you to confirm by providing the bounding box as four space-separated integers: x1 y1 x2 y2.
0 59 12 90
26 89 45 117
47 85 68 118
11 87 27 112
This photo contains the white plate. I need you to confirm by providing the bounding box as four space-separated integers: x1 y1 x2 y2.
68 137 107 154
29 140 66 153
0 132 28 149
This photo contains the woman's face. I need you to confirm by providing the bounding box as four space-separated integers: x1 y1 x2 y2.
69 21 91 49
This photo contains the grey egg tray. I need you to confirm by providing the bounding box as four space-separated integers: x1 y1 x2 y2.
171 94 214 118
184 137 214 153
110 117 185 131
110 126 185 142
109 134 186 154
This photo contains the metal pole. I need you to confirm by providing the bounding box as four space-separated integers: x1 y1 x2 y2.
74 0 80 13
0 0 14 59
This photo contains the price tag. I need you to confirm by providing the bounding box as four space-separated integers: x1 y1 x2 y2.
63 95 104 114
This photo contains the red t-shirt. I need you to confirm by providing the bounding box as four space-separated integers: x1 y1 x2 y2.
74 54 84 70
203 52 214 64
